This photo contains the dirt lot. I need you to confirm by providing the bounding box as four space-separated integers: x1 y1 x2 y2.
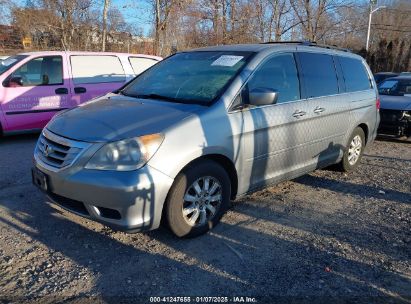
0 134 410 303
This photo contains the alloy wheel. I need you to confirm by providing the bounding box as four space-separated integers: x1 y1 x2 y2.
348 135 362 166
182 176 222 227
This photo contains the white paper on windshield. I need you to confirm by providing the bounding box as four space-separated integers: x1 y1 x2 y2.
211 55 243 67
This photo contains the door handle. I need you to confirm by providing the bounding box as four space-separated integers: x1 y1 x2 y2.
314 106 325 114
292 110 306 118
74 87 87 94
55 88 68 95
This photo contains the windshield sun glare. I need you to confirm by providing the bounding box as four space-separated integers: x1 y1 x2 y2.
122 51 254 105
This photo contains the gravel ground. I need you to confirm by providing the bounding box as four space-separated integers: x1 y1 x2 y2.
0 134 410 304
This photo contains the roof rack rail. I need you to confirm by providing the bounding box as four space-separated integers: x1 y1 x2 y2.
261 40 351 52
261 41 312 45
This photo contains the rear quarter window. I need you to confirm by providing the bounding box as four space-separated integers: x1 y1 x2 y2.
339 57 372 92
71 55 126 84
129 57 158 75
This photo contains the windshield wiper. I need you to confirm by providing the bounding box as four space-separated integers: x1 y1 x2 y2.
118 91 205 105
134 93 182 103
138 93 206 105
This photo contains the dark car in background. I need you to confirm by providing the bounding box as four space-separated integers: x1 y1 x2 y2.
378 76 411 137
374 72 400 85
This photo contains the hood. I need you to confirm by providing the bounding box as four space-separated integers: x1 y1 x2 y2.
380 95 411 111
47 95 203 142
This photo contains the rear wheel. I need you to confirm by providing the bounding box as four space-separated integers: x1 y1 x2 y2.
165 160 231 238
339 127 365 172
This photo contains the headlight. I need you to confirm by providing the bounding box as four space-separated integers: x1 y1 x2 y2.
85 134 163 171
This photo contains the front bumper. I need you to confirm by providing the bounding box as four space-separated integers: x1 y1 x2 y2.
378 109 410 137
33 160 174 232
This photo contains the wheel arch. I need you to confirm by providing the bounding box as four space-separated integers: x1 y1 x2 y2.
160 153 239 230
176 154 239 200
357 123 369 144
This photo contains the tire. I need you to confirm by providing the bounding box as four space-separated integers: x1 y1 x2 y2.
165 160 231 238
339 127 365 172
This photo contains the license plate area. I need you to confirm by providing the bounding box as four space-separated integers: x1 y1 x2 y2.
32 168 48 192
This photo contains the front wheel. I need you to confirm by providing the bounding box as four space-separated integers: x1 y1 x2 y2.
164 160 231 238
339 127 365 172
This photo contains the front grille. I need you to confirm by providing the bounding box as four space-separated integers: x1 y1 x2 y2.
35 129 90 170
48 192 90 216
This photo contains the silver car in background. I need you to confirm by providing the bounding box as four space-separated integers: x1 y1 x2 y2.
32 42 380 237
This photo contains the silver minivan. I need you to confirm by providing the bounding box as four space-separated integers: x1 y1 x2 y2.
32 42 380 237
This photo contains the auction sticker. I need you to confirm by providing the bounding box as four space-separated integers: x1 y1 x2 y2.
211 55 243 67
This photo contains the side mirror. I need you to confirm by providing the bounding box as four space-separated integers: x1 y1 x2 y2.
8 76 24 87
249 87 278 106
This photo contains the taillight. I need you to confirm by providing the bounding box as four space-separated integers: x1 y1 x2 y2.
376 98 380 110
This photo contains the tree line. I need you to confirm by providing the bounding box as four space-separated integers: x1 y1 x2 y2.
0 0 410 72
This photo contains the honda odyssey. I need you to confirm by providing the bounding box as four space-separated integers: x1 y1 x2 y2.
32 42 380 237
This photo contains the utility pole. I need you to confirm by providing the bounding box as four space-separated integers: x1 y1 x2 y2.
366 0 386 52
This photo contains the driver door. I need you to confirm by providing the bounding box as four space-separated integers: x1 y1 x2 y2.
1 55 71 132
238 53 314 191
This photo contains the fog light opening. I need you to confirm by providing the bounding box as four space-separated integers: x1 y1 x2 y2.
95 206 122 220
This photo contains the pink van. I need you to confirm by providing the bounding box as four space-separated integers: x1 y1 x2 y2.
0 51 161 135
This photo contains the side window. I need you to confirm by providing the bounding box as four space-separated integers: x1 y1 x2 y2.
71 55 126 84
339 57 372 92
402 81 411 94
129 57 158 75
245 53 300 104
298 52 339 98
11 56 63 87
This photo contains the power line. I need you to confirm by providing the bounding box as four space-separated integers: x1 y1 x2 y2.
372 23 411 28
373 27 411 33
383 7 411 13
379 8 411 15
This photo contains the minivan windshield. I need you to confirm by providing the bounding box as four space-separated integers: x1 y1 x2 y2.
121 51 253 105
0 55 28 76
378 79 411 96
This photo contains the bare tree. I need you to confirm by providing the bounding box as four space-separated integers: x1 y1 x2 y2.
290 0 352 42
2 0 410 70
102 0 110 51
153 0 177 56
367 0 411 71
254 0 297 42
11 0 107 51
